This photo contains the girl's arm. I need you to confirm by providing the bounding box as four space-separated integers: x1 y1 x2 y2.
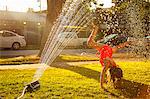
87 25 104 50
112 41 129 53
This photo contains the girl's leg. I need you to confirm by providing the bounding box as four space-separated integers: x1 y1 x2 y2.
100 58 111 88
108 58 117 67
100 57 117 88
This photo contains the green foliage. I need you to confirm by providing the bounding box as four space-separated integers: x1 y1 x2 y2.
0 61 149 98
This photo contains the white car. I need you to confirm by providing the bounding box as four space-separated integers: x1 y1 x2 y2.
0 30 26 49
57 32 88 47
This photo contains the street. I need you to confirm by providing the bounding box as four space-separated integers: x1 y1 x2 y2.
0 49 131 59
0 49 40 57
0 49 97 57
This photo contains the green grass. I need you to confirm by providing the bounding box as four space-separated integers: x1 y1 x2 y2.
55 54 99 62
0 61 150 98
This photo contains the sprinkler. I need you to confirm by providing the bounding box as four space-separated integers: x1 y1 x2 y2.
26 80 40 92
17 81 40 99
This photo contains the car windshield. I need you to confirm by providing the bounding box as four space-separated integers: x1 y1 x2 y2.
3 32 16 37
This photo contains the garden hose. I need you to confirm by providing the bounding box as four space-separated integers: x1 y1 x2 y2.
17 81 40 99
17 86 28 99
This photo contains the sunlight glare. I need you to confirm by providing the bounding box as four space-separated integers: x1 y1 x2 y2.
0 0 47 12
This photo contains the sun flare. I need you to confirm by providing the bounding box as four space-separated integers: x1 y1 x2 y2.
0 0 47 12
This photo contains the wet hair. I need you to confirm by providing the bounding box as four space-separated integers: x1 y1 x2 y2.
109 67 123 82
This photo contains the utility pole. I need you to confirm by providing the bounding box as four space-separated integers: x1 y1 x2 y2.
5 0 7 11
37 0 41 13
40 0 41 13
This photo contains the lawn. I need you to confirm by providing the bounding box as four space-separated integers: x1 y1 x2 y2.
0 60 150 98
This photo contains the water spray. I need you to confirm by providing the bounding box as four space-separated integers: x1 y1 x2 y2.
18 0 106 98
18 1 91 98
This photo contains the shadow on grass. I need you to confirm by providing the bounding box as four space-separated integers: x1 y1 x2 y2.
51 62 150 98
120 79 150 98
52 62 101 81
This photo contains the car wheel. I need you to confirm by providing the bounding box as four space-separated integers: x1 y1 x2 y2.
12 42 20 50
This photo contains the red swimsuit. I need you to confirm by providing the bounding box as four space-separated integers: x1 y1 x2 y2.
96 45 113 66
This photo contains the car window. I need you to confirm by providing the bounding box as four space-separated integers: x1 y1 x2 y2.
2 32 16 37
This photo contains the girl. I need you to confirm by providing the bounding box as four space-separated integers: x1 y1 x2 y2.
87 22 129 89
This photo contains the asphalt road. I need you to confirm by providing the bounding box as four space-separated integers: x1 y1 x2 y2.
0 49 130 59
0 49 97 57
0 49 40 57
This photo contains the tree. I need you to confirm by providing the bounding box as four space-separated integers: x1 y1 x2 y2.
38 0 65 56
93 0 150 58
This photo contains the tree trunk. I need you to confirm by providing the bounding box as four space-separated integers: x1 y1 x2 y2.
38 0 65 56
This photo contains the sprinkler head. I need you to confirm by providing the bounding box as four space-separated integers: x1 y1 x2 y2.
26 81 40 93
